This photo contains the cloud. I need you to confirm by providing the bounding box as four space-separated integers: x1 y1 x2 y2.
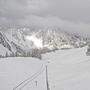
15 15 90 37
27 0 49 11
0 0 90 37
0 0 49 24
0 12 90 37
47 0 90 23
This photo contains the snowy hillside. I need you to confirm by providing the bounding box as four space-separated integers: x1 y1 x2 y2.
0 46 90 90
8 26 87 50
0 26 87 58
0 57 47 90
0 31 13 57
43 47 90 90
0 44 11 57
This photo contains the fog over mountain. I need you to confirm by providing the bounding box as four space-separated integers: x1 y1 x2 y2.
0 0 90 37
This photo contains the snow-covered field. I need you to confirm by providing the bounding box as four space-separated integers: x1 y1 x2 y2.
43 47 90 90
0 57 47 90
0 47 90 90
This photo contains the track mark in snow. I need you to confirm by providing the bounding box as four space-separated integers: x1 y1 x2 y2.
13 64 46 90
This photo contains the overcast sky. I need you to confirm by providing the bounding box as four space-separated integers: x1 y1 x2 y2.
0 0 90 36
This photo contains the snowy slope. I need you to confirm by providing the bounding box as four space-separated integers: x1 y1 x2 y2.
0 44 11 57
43 47 90 90
0 26 87 58
0 47 90 90
0 31 13 56
4 27 87 50
0 57 47 90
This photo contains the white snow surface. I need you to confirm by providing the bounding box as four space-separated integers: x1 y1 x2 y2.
43 46 90 90
0 47 90 90
0 57 47 90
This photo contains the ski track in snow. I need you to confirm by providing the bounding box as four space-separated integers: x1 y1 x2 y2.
43 47 90 90
0 57 47 90
0 47 90 90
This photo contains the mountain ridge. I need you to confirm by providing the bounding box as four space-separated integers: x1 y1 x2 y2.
0 26 87 58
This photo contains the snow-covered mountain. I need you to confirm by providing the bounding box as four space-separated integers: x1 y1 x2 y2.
0 31 13 57
0 26 87 58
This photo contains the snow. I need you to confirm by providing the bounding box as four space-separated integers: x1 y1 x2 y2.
0 44 11 56
3 28 86 53
25 35 43 49
0 57 47 90
43 47 90 90
0 46 90 90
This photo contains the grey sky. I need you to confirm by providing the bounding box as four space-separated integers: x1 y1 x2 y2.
1 0 90 22
0 0 90 36
48 0 90 22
